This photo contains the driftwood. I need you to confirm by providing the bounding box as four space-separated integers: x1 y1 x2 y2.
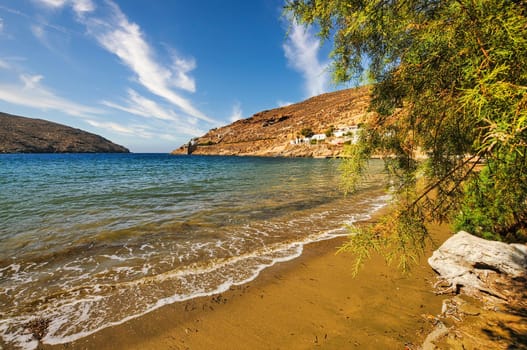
422 232 527 349
428 231 527 299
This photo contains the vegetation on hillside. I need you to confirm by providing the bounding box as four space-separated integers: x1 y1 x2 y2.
300 127 315 138
285 0 527 271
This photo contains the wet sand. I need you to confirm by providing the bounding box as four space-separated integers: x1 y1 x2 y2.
44 222 452 350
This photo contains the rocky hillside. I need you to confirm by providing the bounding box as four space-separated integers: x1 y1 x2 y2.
172 86 372 157
0 112 129 153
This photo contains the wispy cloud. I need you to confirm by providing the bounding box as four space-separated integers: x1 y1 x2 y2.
169 53 197 93
0 73 103 117
102 89 179 121
34 0 68 8
277 100 293 107
85 119 153 138
0 59 9 69
71 0 95 14
20 73 44 88
229 102 243 122
0 5 28 18
33 0 95 16
102 89 205 136
1 3 72 39
31 24 45 40
283 21 330 97
0 17 4 33
7 0 212 148
79 1 214 124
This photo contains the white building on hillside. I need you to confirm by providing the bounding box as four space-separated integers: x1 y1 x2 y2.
311 134 326 141
290 137 311 145
333 125 358 137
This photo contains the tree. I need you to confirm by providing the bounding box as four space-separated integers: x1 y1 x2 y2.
285 0 527 272
300 127 315 138
325 125 335 137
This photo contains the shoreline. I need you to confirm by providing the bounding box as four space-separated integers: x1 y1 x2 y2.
43 219 452 350
1 156 391 350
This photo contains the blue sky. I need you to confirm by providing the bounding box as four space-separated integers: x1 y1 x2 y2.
0 0 346 152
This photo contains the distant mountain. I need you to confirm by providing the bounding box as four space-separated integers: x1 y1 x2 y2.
172 86 372 158
0 112 129 153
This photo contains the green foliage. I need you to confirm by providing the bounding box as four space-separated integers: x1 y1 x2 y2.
300 127 314 138
338 208 429 276
325 126 335 137
285 0 527 270
339 139 370 194
455 156 527 242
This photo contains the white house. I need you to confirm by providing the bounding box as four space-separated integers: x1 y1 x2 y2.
333 125 358 137
311 134 326 141
330 125 361 144
290 137 311 145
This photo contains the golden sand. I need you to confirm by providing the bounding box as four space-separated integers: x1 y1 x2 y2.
45 223 453 350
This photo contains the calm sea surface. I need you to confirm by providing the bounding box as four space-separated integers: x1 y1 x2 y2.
0 154 388 349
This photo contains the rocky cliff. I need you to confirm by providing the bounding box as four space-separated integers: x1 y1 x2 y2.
0 112 129 153
172 86 372 157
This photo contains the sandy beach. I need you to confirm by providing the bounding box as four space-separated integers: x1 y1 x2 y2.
43 221 452 350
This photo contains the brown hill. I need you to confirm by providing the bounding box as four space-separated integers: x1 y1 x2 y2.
172 86 372 157
0 112 129 153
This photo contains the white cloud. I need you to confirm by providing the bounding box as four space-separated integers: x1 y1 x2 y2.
85 119 153 138
21 73 44 88
20 0 210 146
0 5 27 18
31 24 45 39
170 54 196 92
80 1 214 124
31 23 71 54
72 0 95 14
33 0 94 15
283 21 330 97
34 0 68 8
0 73 103 117
102 89 205 136
229 102 243 122
0 59 10 69
0 18 4 33
102 89 179 122
158 133 179 141
277 100 293 107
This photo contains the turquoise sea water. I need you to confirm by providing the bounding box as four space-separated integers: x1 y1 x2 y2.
0 154 388 349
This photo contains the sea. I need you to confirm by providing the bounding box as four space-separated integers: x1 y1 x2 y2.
0 154 389 349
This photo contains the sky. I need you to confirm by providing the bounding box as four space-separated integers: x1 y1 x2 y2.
0 0 346 152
